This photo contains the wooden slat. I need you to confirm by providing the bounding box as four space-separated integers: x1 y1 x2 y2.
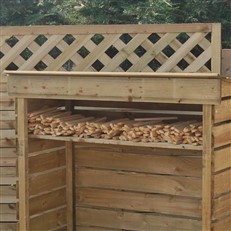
0 93 14 110
221 80 231 98
7 73 221 104
28 148 65 174
29 188 66 216
0 130 16 148
28 139 64 153
214 145 231 172
211 23 221 73
17 98 29 231
0 204 17 222
214 169 231 197
75 148 202 177
0 82 7 92
77 227 121 231
0 148 16 158
0 223 17 231
0 167 16 177
202 105 213 231
157 32 207 72
76 207 202 231
0 185 17 203
213 122 231 148
213 192 231 220
213 215 231 231
76 168 202 197
214 98 231 123
0 24 213 36
29 168 66 196
29 207 66 230
65 142 74 231
76 188 201 218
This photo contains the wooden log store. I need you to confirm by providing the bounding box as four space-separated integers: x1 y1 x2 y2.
5 23 231 231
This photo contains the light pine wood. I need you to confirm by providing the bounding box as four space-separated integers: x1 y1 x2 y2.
29 188 66 216
7 72 221 104
29 167 66 196
213 216 231 231
76 207 202 231
76 168 201 197
213 192 231 220
202 105 213 231
214 145 231 172
222 49 231 76
214 169 231 197
75 147 202 177
214 98 231 123
76 188 201 218
65 141 75 231
17 98 29 231
213 122 231 148
211 23 221 73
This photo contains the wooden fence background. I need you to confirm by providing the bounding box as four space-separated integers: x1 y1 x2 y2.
0 24 229 231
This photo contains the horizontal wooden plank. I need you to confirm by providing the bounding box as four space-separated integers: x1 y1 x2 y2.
0 148 16 158
214 145 231 172
0 111 15 121
214 98 231 123
0 157 16 167
28 138 64 154
213 192 231 220
221 80 231 97
213 122 231 148
0 177 17 185
29 207 66 230
0 93 14 110
0 130 16 148
76 207 202 231
213 215 231 231
0 204 17 222
76 188 201 218
76 168 202 197
0 23 213 36
29 168 66 196
0 185 17 203
75 148 202 177
77 227 121 231
0 223 17 231
0 120 15 129
0 82 7 92
8 73 221 104
29 188 66 216
0 167 16 177
214 169 231 197
29 135 203 150
29 149 65 174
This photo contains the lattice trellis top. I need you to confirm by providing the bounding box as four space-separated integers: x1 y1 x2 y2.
0 23 221 74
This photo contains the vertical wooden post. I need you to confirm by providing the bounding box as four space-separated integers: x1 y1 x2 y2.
65 141 75 231
211 23 221 74
202 105 213 231
17 98 29 231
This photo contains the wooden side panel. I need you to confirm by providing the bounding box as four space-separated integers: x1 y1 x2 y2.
213 216 231 231
0 223 17 231
214 98 231 123
214 169 231 197
76 207 202 231
221 80 231 98
214 145 231 172
213 122 231 148
27 140 67 231
213 192 231 220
